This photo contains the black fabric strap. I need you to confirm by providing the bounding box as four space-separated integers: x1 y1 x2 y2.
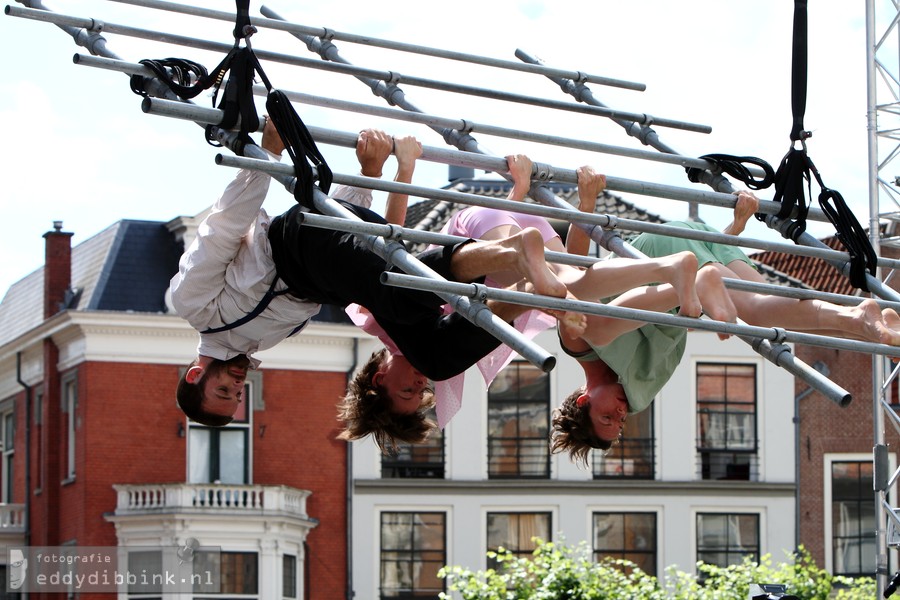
790 0 809 143
201 278 291 334
685 154 775 191
232 0 253 40
768 147 813 240
766 0 814 240
129 58 210 99
809 166 877 290
265 89 333 208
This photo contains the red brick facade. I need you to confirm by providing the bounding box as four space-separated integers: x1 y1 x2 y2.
9 358 350 599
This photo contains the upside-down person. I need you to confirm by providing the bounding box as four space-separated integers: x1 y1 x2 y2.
171 118 573 451
343 153 706 436
550 189 900 466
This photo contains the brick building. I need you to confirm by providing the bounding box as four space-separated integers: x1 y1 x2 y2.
754 235 900 575
0 214 360 598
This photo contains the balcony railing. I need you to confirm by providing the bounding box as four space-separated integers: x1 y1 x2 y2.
113 484 311 518
0 503 26 532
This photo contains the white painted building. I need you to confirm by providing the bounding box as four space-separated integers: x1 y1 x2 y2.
349 326 797 598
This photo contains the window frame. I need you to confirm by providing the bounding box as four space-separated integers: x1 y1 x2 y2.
485 511 552 570
695 511 761 569
60 370 78 483
824 452 895 576
592 510 659 576
593 403 656 479
695 362 759 481
381 405 445 479
378 510 447 599
185 371 259 485
486 361 552 479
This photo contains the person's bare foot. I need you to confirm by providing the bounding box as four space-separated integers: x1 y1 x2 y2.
662 251 701 318
852 299 900 345
694 265 737 340
512 281 585 334
504 228 567 298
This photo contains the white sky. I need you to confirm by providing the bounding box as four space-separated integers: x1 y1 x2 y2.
0 0 885 299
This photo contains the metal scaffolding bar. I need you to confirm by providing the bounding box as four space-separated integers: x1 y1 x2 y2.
379 272 900 360
5 4 699 130
517 48 900 305
135 95 900 271
108 0 648 92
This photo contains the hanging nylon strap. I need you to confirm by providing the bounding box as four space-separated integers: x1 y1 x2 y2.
685 153 775 190
789 0 808 144
766 0 876 289
810 166 877 289
265 90 333 207
768 0 813 239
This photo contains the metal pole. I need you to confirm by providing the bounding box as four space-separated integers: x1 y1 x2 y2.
278 211 900 314
379 272 900 360
109 0 649 92
210 147 899 269
517 47 900 304
866 0 888 593
4 5 704 131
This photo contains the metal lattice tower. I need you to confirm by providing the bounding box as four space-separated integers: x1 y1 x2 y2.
867 0 900 596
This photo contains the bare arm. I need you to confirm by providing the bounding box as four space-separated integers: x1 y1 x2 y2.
567 165 606 256
722 190 759 236
506 154 533 201
383 135 423 225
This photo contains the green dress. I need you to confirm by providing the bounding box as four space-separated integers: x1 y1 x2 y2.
562 221 754 413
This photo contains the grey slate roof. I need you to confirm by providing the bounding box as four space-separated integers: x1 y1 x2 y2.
0 221 180 344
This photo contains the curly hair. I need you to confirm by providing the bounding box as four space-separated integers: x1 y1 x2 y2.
175 359 235 427
550 386 612 468
337 348 436 453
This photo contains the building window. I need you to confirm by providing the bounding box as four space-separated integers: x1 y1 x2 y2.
486 512 551 570
831 461 875 577
1 405 14 504
188 377 255 484
127 550 162 596
380 511 445 599
593 405 655 479
593 512 657 576
61 372 78 481
382 406 444 479
219 552 258 596
696 363 757 481
487 362 550 478
696 513 759 568
282 554 297 599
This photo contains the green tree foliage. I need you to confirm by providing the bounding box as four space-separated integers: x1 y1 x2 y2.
438 539 874 600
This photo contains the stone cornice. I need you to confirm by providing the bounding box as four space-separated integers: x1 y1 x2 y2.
0 309 372 397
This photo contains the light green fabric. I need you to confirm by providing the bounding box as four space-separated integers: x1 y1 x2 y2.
572 221 754 413
585 323 686 414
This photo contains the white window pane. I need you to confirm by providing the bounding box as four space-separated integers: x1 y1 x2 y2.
189 428 211 483
218 430 246 484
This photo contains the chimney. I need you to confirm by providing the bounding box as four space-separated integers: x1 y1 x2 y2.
448 164 475 182
43 221 73 319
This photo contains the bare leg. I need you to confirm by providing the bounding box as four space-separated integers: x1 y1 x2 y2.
562 251 702 317
449 227 567 298
694 265 738 340
721 261 900 345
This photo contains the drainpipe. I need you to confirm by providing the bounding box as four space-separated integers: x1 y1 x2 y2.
345 338 358 600
15 352 31 547
793 360 829 553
